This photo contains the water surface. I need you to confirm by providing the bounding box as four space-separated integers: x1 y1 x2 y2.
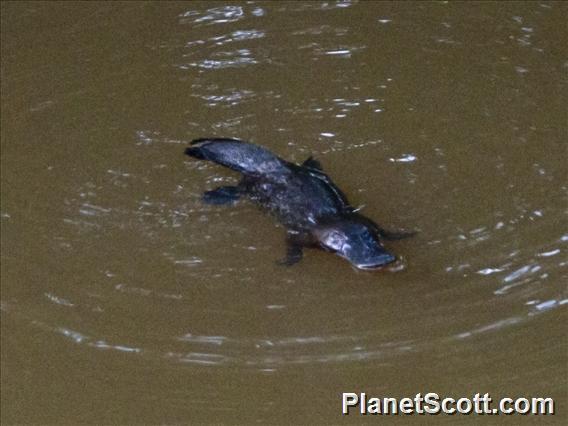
1 1 567 424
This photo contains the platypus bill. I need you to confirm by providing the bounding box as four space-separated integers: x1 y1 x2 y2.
185 138 414 270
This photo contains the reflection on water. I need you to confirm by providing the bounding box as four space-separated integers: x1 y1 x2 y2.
1 0 567 424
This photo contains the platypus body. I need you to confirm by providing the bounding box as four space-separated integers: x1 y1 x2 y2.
185 138 413 270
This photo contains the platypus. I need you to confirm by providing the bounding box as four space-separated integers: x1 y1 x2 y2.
185 138 414 270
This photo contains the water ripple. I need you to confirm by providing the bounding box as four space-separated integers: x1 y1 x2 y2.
179 6 245 26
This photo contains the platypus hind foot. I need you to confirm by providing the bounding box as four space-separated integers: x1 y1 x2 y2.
202 186 241 205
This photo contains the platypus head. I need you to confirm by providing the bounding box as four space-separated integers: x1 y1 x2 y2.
314 216 396 270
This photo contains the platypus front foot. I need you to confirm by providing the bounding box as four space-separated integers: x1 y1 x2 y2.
276 240 304 267
276 254 302 267
376 227 418 241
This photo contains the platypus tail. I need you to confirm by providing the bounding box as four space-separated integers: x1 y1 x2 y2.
185 138 290 177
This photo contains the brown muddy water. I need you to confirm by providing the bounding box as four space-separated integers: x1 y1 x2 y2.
1 1 567 425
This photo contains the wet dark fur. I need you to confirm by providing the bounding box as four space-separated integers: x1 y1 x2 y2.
185 138 414 270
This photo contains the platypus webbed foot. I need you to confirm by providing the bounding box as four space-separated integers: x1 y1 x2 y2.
277 241 304 267
375 227 418 241
276 231 312 266
302 156 323 171
202 186 241 205
277 252 303 267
